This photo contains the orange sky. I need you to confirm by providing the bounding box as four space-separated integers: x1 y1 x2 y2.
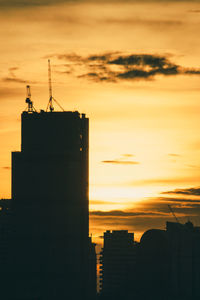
1 0 200 245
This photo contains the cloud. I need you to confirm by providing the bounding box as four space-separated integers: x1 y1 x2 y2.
101 153 139 165
90 200 118 205
78 72 112 82
56 52 200 83
2 0 200 9
188 9 200 13
162 186 200 196
90 195 200 241
2 77 28 84
122 154 135 157
157 197 200 204
168 153 181 157
102 160 139 165
127 177 200 187
1 67 36 85
90 210 165 217
103 17 183 28
2 166 11 170
0 0 79 9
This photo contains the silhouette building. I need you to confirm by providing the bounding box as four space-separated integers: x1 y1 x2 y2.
0 199 13 298
99 230 136 299
88 237 97 300
136 221 200 300
166 221 200 300
11 110 89 299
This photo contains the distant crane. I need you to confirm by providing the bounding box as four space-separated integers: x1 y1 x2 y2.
168 204 180 223
25 85 36 113
46 59 65 112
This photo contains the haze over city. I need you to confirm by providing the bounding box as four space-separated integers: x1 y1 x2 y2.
1 0 200 246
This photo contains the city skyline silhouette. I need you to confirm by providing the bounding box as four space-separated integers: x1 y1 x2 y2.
1 4 200 299
2 1 200 246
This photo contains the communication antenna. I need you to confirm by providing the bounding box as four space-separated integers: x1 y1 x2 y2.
168 204 180 223
46 60 65 112
25 85 36 113
47 59 54 112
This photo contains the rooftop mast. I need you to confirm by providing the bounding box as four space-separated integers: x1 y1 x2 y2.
47 59 54 112
46 60 65 112
168 204 180 223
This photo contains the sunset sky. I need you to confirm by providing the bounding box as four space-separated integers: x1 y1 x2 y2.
1 0 200 246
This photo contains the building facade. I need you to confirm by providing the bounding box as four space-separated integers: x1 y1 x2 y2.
99 230 136 299
11 110 89 300
136 221 200 300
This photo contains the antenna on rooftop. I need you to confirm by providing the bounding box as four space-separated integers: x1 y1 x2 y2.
47 59 54 112
168 204 180 223
25 85 36 113
46 60 65 112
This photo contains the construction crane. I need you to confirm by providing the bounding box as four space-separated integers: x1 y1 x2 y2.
168 204 180 223
25 85 36 113
46 60 65 112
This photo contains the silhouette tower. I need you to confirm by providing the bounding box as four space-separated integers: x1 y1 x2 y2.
12 91 89 299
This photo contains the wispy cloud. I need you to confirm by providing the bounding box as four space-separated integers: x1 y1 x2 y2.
157 197 200 204
2 0 200 9
90 194 200 241
168 153 181 157
127 177 200 187
162 186 200 196
1 67 36 85
55 52 200 83
102 160 139 165
0 0 77 9
102 154 139 165
2 166 11 170
102 17 183 27
122 154 135 157
90 210 165 217
2 77 28 84
188 9 200 13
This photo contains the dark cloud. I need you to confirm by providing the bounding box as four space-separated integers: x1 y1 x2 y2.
102 160 139 165
188 9 200 13
1 66 35 85
157 197 200 204
2 77 28 84
162 186 200 196
103 17 183 27
78 72 112 82
1 0 200 9
185 69 200 75
56 52 200 83
0 0 78 9
108 54 167 68
90 210 165 217
56 53 83 63
90 195 200 241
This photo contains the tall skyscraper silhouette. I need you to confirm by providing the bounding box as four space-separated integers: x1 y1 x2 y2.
11 109 89 299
